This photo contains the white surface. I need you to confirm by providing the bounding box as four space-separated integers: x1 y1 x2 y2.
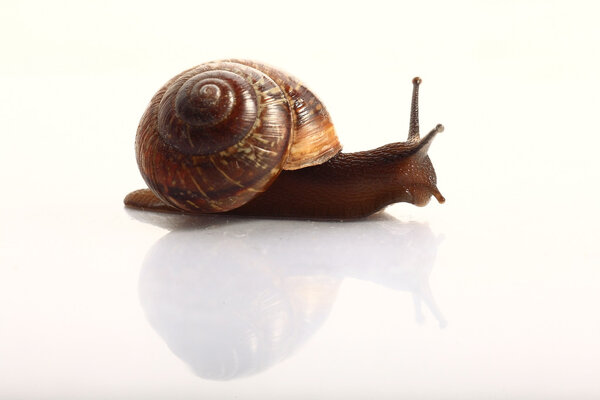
1 1 600 399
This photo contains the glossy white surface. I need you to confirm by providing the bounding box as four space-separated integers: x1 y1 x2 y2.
1 1 600 398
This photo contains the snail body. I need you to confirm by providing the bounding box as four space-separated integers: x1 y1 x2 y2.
125 60 445 219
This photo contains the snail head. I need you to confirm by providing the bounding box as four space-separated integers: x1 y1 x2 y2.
393 77 445 207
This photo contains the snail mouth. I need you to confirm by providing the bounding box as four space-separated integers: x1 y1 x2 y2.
413 193 431 207
421 187 445 206
406 184 445 207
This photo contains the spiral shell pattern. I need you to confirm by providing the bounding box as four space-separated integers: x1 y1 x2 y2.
135 60 340 213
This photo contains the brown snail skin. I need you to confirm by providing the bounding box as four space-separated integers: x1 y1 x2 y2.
124 60 445 220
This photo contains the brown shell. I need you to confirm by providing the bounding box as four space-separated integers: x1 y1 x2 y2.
226 59 341 170
135 60 341 213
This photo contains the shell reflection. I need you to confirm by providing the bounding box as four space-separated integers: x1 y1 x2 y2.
136 214 444 380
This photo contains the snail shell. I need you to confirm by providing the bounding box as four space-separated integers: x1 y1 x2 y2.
136 60 341 213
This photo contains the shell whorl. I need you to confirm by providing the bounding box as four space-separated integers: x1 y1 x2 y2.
135 60 341 213
157 70 258 155
228 59 341 170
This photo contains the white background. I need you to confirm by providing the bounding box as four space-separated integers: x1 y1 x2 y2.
1 1 599 399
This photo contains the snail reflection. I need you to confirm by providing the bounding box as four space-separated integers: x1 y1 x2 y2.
135 212 445 380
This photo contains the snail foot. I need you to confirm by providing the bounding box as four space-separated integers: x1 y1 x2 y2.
124 189 181 213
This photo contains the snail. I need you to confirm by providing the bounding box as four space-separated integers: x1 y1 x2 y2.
124 59 445 219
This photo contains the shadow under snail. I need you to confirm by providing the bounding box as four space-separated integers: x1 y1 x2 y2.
124 59 445 219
